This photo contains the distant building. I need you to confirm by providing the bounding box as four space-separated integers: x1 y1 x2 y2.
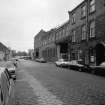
0 42 10 61
34 29 57 61
34 29 47 59
41 29 57 62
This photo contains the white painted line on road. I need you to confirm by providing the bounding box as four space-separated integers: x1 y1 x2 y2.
23 70 64 105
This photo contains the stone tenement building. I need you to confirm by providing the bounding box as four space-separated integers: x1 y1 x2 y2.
34 0 105 65
34 29 57 61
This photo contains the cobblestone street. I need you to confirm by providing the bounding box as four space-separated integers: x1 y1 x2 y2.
15 70 39 105
15 60 105 105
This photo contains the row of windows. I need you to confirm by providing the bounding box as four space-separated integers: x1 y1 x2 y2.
71 0 95 24
42 48 56 58
71 48 96 63
56 25 70 40
56 0 96 41
40 20 95 44
72 20 95 42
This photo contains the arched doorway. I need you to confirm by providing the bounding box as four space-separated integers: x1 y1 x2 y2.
95 43 105 65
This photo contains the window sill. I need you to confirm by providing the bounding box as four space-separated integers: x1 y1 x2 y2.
71 22 76 25
81 16 86 20
89 36 96 40
81 39 87 41
89 10 96 15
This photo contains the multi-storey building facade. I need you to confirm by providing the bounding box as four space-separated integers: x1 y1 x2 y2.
34 28 57 61
34 0 105 65
34 29 47 58
68 0 105 65
55 20 70 60
41 29 57 61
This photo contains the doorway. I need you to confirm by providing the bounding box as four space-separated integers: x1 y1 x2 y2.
95 43 105 65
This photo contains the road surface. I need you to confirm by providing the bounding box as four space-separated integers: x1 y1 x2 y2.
15 60 105 105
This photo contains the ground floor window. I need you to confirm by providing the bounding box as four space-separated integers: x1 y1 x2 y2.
77 50 82 62
71 52 76 60
89 48 96 63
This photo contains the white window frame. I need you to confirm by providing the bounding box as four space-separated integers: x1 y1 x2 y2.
72 30 76 42
89 21 95 38
81 5 86 17
72 13 76 24
90 0 95 13
77 50 82 61
81 25 86 40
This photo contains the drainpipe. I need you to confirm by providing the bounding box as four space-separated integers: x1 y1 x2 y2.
85 0 89 65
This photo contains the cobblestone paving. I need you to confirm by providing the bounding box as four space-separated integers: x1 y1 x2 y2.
24 70 64 105
15 60 105 105
15 70 39 105
23 61 105 105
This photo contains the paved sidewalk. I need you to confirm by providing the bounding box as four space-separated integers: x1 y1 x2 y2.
15 70 39 105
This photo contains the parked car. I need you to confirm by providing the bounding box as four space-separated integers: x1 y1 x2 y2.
68 60 84 71
7 67 16 80
35 58 40 62
82 62 105 76
55 59 67 67
36 58 46 63
0 67 15 105
81 64 93 73
55 59 70 67
6 62 17 81
89 62 105 76
39 58 46 63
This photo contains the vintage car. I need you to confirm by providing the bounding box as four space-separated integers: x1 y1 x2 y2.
7 67 16 80
55 59 70 67
81 62 105 76
36 58 46 63
89 62 105 76
6 61 17 80
67 60 84 71
0 67 15 105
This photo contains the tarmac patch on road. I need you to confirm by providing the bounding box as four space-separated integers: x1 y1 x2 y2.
22 70 64 105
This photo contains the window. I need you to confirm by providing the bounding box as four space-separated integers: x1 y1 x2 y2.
77 50 82 61
63 29 65 36
72 30 76 42
71 13 76 24
66 26 69 36
81 25 86 40
89 21 95 38
89 48 95 63
72 53 76 60
81 5 86 17
90 0 95 13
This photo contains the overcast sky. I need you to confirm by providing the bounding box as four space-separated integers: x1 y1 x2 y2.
0 0 83 51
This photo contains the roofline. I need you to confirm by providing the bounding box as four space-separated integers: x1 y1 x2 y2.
68 0 86 14
54 20 70 32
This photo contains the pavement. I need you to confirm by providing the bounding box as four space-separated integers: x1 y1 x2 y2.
14 60 105 105
15 70 39 105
